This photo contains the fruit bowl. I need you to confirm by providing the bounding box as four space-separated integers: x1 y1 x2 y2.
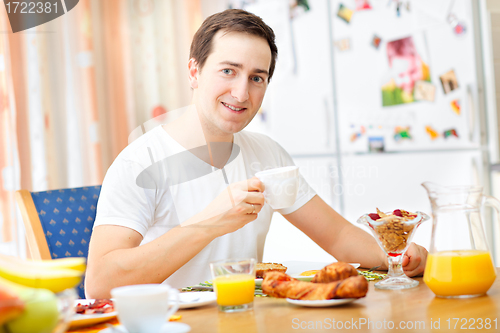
0 287 77 333
52 288 77 333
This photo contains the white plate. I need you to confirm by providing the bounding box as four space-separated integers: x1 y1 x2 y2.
287 262 361 281
70 299 117 329
286 298 357 307
100 322 191 333
179 292 216 309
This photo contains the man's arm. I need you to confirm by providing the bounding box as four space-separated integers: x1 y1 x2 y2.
85 178 265 299
283 195 427 276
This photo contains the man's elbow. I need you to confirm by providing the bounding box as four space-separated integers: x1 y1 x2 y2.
84 272 112 299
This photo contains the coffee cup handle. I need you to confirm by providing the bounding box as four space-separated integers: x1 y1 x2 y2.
166 288 179 318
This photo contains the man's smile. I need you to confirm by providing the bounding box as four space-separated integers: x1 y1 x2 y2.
222 102 246 112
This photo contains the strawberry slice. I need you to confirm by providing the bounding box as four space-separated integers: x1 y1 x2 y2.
368 213 380 220
393 209 403 217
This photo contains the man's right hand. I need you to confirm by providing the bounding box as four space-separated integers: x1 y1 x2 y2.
182 177 265 235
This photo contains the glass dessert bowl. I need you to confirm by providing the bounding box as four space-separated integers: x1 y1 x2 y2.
357 209 430 290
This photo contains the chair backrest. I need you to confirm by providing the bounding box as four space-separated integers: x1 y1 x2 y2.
16 186 101 298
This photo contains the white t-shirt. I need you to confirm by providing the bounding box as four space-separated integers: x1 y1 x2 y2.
94 125 316 288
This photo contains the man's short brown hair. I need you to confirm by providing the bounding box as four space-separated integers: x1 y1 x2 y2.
189 9 278 82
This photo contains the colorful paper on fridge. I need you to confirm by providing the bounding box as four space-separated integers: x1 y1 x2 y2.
372 35 382 49
440 70 459 94
335 38 351 51
414 81 436 102
350 125 366 142
425 126 439 140
381 35 431 106
444 129 459 138
368 136 384 152
337 4 354 23
355 0 372 10
450 99 461 115
394 126 412 141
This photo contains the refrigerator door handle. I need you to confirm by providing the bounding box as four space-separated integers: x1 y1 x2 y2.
467 85 476 143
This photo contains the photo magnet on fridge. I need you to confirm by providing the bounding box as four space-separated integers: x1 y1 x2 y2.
425 125 439 140
381 35 431 107
439 70 459 94
368 136 384 152
335 38 351 51
394 126 412 142
372 35 382 49
414 81 436 102
443 129 459 138
450 99 461 115
350 125 366 142
355 0 372 10
337 4 354 23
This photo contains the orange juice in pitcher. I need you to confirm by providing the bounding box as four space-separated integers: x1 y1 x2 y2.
424 250 497 297
422 182 500 298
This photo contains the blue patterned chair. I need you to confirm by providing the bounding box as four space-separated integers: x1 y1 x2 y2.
15 186 101 299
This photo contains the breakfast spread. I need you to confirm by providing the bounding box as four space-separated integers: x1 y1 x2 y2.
261 262 368 300
368 208 418 254
255 263 287 278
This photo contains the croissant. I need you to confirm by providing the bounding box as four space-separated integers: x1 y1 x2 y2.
311 262 358 283
262 272 368 300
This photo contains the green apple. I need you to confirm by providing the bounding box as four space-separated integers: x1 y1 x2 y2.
5 288 59 333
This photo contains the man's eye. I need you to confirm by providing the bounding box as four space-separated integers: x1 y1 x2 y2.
252 76 263 83
222 69 233 75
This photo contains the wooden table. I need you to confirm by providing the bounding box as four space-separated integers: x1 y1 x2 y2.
178 269 500 333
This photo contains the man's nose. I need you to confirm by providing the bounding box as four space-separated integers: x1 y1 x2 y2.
231 78 249 102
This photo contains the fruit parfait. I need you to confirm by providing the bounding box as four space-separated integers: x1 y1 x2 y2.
358 208 430 290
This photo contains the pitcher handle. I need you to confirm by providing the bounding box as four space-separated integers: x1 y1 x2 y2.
483 195 500 215
483 196 500 238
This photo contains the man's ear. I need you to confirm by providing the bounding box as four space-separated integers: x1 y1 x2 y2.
188 58 199 89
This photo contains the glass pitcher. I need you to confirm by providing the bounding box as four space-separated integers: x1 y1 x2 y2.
422 182 498 298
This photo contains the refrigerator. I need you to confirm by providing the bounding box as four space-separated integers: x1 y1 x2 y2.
242 0 498 264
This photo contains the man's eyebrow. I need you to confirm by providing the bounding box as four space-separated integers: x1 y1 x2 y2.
219 61 269 76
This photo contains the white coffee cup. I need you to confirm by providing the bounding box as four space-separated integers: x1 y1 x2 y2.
255 166 299 209
111 284 179 333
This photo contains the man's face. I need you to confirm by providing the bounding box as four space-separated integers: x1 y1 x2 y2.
190 30 271 139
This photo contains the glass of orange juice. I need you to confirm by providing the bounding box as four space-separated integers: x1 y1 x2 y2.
210 258 255 312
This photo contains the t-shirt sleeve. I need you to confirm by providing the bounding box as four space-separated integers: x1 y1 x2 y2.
94 157 156 237
271 141 316 216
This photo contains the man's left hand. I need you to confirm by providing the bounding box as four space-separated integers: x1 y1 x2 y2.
402 242 428 277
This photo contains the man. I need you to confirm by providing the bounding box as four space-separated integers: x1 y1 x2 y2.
85 9 427 298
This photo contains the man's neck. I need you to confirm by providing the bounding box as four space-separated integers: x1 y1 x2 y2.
162 105 234 168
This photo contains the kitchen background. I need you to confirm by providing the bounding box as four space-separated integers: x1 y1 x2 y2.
1 0 500 265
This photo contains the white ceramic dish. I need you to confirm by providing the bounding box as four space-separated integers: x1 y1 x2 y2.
100 322 191 333
179 292 216 309
70 299 117 329
286 298 357 308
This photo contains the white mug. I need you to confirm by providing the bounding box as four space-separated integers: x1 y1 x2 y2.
255 166 299 209
111 284 179 333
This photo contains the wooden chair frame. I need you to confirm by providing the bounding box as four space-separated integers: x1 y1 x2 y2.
15 190 52 260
